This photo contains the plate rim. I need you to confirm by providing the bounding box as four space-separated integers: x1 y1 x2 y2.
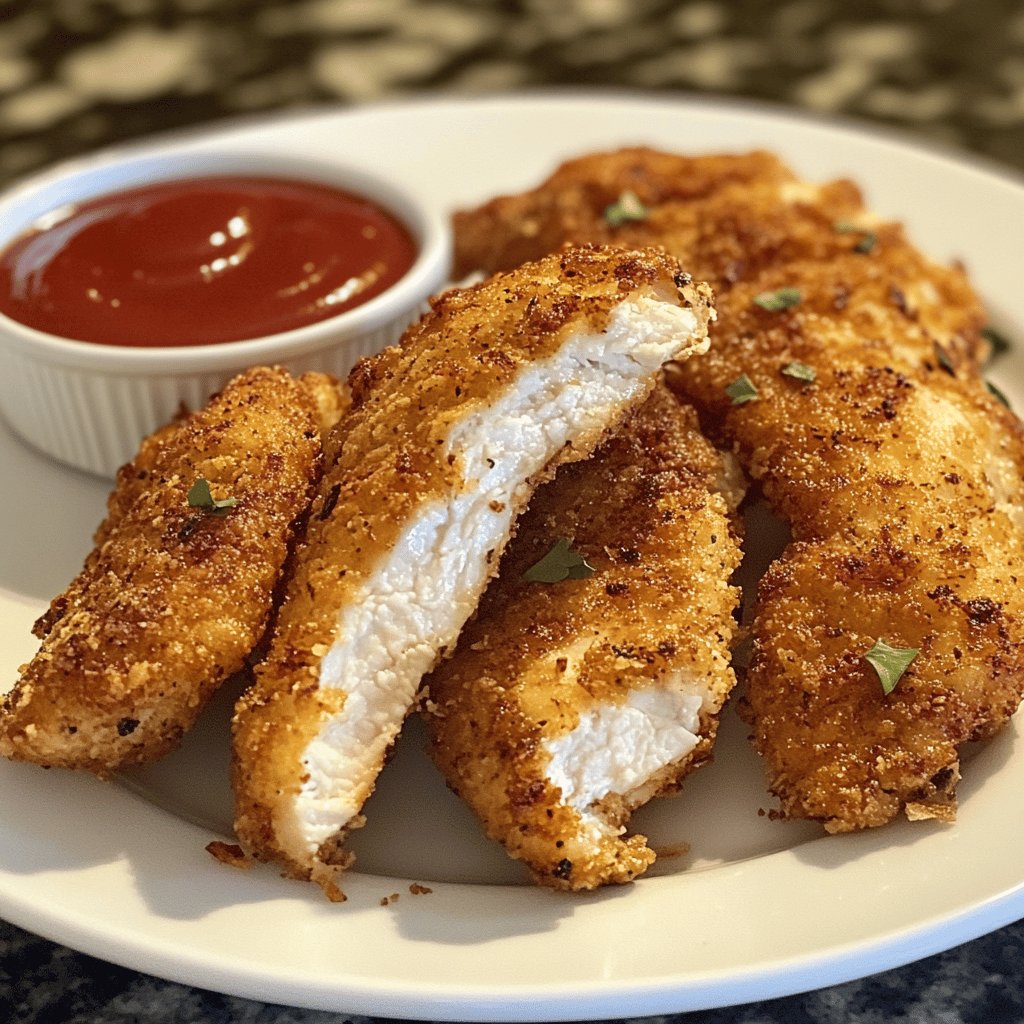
1 91 1023 1021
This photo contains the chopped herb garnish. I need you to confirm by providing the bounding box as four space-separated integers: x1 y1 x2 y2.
753 287 801 312
835 221 876 253
725 374 759 405
853 232 877 254
864 639 919 695
934 343 955 376
781 360 816 383
981 325 1011 360
987 380 1012 409
187 478 238 516
604 190 648 227
523 537 595 583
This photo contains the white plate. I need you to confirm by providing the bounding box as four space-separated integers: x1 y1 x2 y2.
1 94 1023 1021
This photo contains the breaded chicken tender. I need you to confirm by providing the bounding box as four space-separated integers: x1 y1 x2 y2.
688 268 1024 831
424 384 744 889
453 149 794 282
454 148 1024 832
0 366 340 774
231 245 715 898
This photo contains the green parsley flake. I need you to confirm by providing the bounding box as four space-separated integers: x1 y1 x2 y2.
981 325 1011 360
187 478 238 516
864 639 919 695
987 380 1012 409
934 343 955 376
604 190 648 227
753 287 801 312
835 221 876 253
522 537 595 583
725 374 759 405
781 361 816 383
853 232 877 254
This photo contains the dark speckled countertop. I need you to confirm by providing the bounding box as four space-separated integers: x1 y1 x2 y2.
2 2 1024 1022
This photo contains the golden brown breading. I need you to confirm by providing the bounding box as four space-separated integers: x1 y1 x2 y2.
302 371 351 466
424 383 744 889
0 365 337 774
231 245 715 898
454 147 1024 832
684 267 1024 831
453 149 794 280
33 370 345 644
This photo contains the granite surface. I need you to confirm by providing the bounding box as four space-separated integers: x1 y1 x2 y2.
1 0 1024 187
2 1 1024 1022
3 915 1024 1022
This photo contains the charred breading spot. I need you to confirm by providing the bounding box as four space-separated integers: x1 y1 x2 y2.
32 599 68 639
610 644 659 664
552 859 573 880
611 253 662 288
523 294 581 334
965 598 1004 630
346 350 392 408
833 539 919 590
926 585 1007 635
167 514 242 563
477 348 517 374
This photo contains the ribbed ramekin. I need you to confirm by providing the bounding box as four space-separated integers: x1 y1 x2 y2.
0 149 451 477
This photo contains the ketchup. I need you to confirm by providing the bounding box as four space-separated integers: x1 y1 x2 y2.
0 176 418 347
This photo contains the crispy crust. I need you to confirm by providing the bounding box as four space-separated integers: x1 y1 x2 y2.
0 366 333 774
453 149 794 280
453 147 1024 832
424 384 743 889
231 245 715 892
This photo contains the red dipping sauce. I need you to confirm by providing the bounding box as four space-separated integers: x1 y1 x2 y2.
0 176 418 347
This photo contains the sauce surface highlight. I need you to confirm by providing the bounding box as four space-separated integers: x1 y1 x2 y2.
0 175 418 347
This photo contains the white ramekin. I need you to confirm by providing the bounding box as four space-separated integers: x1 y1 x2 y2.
0 149 451 477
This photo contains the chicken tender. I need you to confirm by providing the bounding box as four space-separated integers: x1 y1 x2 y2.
454 148 1024 832
685 268 1024 831
0 366 339 774
453 149 795 281
424 384 744 889
231 245 715 898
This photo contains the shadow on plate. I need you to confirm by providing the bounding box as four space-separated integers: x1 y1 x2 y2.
0 420 107 601
787 723 1019 872
2 446 1020 937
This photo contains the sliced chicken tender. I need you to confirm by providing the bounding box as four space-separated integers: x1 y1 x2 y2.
453 147 1024 832
231 245 715 897
424 385 744 889
0 366 335 774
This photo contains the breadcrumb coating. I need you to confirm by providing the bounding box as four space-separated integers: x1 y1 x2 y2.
231 245 715 897
424 383 744 889
0 366 339 774
453 147 1024 832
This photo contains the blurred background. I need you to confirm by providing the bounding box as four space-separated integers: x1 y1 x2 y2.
1 0 1023 192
